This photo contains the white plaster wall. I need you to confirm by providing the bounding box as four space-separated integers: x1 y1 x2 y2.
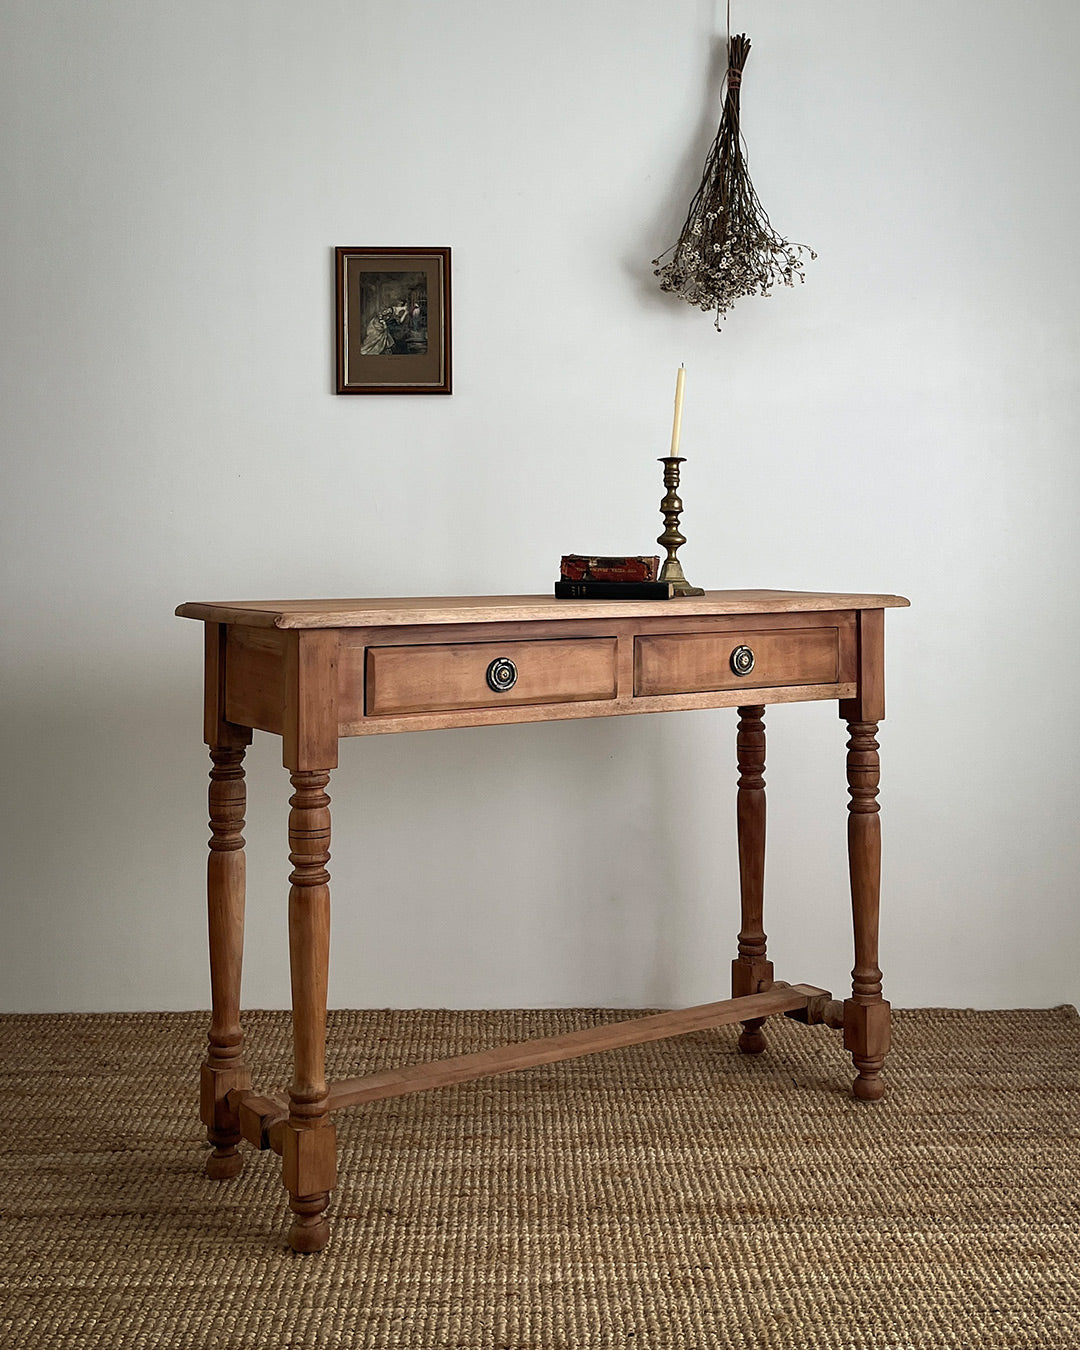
2 0 1077 1012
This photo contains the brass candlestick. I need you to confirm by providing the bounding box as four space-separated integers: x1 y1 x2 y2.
657 456 705 596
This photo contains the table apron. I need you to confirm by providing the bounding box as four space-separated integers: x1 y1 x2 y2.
222 610 860 739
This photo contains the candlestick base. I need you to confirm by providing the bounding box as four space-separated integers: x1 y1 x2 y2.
657 456 705 597
658 563 705 598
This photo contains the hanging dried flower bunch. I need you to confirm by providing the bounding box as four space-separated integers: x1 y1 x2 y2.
653 34 815 327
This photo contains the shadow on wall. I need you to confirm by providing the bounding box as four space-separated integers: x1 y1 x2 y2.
322 711 721 1010
0 675 211 1011
629 35 732 312
0 669 744 1012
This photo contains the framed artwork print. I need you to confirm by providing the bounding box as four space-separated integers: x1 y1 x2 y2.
335 246 452 394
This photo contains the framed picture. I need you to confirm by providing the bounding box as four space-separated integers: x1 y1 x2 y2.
335 247 452 394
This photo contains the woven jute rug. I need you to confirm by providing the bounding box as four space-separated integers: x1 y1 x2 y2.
0 1007 1077 1350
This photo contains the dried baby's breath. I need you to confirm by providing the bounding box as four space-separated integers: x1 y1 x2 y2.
653 34 815 328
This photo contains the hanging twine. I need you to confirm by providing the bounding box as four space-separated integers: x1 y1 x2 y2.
653 33 815 328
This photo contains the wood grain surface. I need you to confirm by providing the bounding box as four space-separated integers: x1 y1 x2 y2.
635 627 839 697
366 637 617 716
177 590 910 629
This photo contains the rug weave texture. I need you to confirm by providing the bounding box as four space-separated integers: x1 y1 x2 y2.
0 1006 1077 1350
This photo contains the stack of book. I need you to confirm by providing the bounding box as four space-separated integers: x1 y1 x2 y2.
554 555 674 599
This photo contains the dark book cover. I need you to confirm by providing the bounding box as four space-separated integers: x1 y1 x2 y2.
554 580 675 599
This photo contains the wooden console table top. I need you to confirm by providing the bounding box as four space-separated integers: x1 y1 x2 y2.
177 588 909 629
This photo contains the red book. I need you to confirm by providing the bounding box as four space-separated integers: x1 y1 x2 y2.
560 554 660 583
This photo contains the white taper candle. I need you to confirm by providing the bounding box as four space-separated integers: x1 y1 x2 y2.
669 364 686 456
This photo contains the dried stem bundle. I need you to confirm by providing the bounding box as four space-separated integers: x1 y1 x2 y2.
653 34 815 327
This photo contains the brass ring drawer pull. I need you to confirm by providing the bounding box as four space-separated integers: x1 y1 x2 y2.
730 645 755 677
486 657 518 692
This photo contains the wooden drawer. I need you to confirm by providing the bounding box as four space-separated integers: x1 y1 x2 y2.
366 637 618 716
635 627 839 696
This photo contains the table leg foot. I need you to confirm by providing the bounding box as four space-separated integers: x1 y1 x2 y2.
201 1063 252 1178
844 995 891 1102
206 1147 245 1180
732 960 773 1054
736 1021 767 1055
288 1197 332 1253
283 1117 336 1252
852 1071 887 1102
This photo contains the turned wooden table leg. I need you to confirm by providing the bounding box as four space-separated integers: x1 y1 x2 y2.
201 743 253 1179
732 706 774 1054
844 720 891 1101
283 769 337 1253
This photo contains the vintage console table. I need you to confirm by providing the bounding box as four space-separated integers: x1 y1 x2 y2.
176 589 908 1253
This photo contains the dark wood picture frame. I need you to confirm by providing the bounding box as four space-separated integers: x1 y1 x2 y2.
335 247 452 394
